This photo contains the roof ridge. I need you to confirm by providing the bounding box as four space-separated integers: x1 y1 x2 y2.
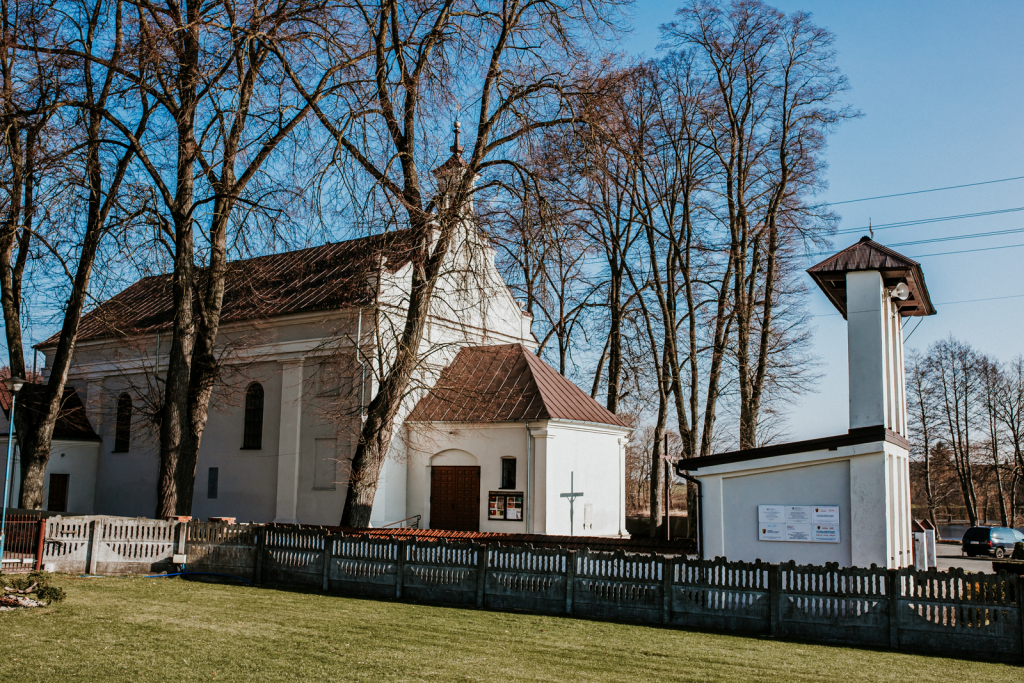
808 237 919 273
519 344 629 427
514 344 553 420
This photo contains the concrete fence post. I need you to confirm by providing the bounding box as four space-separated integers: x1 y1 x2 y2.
86 519 102 574
395 539 406 600
565 549 576 615
176 521 187 557
886 569 900 649
321 533 333 592
475 543 488 608
253 526 266 586
768 564 781 637
662 557 673 625
1016 574 1024 662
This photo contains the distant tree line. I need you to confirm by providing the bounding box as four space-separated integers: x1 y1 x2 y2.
907 337 1024 529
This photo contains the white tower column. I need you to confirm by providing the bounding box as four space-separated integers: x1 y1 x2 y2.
846 270 905 434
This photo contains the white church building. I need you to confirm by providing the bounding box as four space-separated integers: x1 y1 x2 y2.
2 144 631 536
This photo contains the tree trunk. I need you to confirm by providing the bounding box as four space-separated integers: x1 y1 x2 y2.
341 225 441 526
154 0 201 517
16 43 140 506
605 268 623 413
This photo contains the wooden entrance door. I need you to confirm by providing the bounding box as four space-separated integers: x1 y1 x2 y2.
48 473 69 512
430 466 480 531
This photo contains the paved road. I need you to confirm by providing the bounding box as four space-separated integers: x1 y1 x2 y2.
936 543 995 572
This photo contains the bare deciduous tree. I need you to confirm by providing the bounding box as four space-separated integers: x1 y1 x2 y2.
4 0 153 507
285 0 626 527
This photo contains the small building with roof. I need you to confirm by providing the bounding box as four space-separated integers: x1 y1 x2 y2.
677 237 936 569
0 384 102 513
405 343 631 536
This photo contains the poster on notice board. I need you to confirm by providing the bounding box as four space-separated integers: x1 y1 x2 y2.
759 504 840 543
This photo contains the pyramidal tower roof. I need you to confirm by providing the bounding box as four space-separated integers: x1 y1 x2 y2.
807 236 936 318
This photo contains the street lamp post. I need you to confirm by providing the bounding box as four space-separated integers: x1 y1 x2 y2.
0 375 26 569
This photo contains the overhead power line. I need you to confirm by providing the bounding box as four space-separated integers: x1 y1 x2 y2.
811 292 1024 318
906 242 1024 259
823 175 1024 206
801 240 1024 260
888 226 1024 248
835 206 1024 235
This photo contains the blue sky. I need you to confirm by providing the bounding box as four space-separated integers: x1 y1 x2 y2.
626 1 1024 440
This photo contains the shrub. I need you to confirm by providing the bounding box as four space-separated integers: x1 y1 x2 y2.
36 585 66 603
1 570 68 604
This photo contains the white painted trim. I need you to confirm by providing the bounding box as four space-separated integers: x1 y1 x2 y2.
690 440 890 477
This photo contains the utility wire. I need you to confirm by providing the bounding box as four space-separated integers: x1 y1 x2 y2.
802 240 1024 260
835 206 1024 235
888 226 1024 248
907 242 1024 258
822 175 1024 206
811 293 1024 318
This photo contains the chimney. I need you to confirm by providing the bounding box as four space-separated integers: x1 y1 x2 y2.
808 236 936 436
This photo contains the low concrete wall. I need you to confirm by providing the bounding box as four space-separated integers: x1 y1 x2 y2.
41 515 182 574
188 523 1024 663
32 517 1024 663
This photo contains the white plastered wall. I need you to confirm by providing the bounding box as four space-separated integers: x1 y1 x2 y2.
697 439 912 569
406 422 529 533
541 422 628 537
406 420 629 536
2 437 101 515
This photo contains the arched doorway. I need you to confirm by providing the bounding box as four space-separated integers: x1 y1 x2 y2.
429 450 480 531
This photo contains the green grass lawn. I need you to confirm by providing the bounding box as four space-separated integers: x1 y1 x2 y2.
0 575 1018 682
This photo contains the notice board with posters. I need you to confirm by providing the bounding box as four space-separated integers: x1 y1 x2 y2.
758 505 840 543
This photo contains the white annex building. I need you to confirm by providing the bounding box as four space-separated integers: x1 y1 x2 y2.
1 145 631 536
678 237 936 569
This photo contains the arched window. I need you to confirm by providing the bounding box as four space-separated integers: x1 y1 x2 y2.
241 383 264 450
113 393 132 452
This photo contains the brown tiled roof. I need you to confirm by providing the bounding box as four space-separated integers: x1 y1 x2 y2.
1 384 100 441
39 230 420 347
407 343 629 428
807 236 936 318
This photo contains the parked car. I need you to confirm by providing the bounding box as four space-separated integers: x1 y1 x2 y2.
961 526 1024 558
